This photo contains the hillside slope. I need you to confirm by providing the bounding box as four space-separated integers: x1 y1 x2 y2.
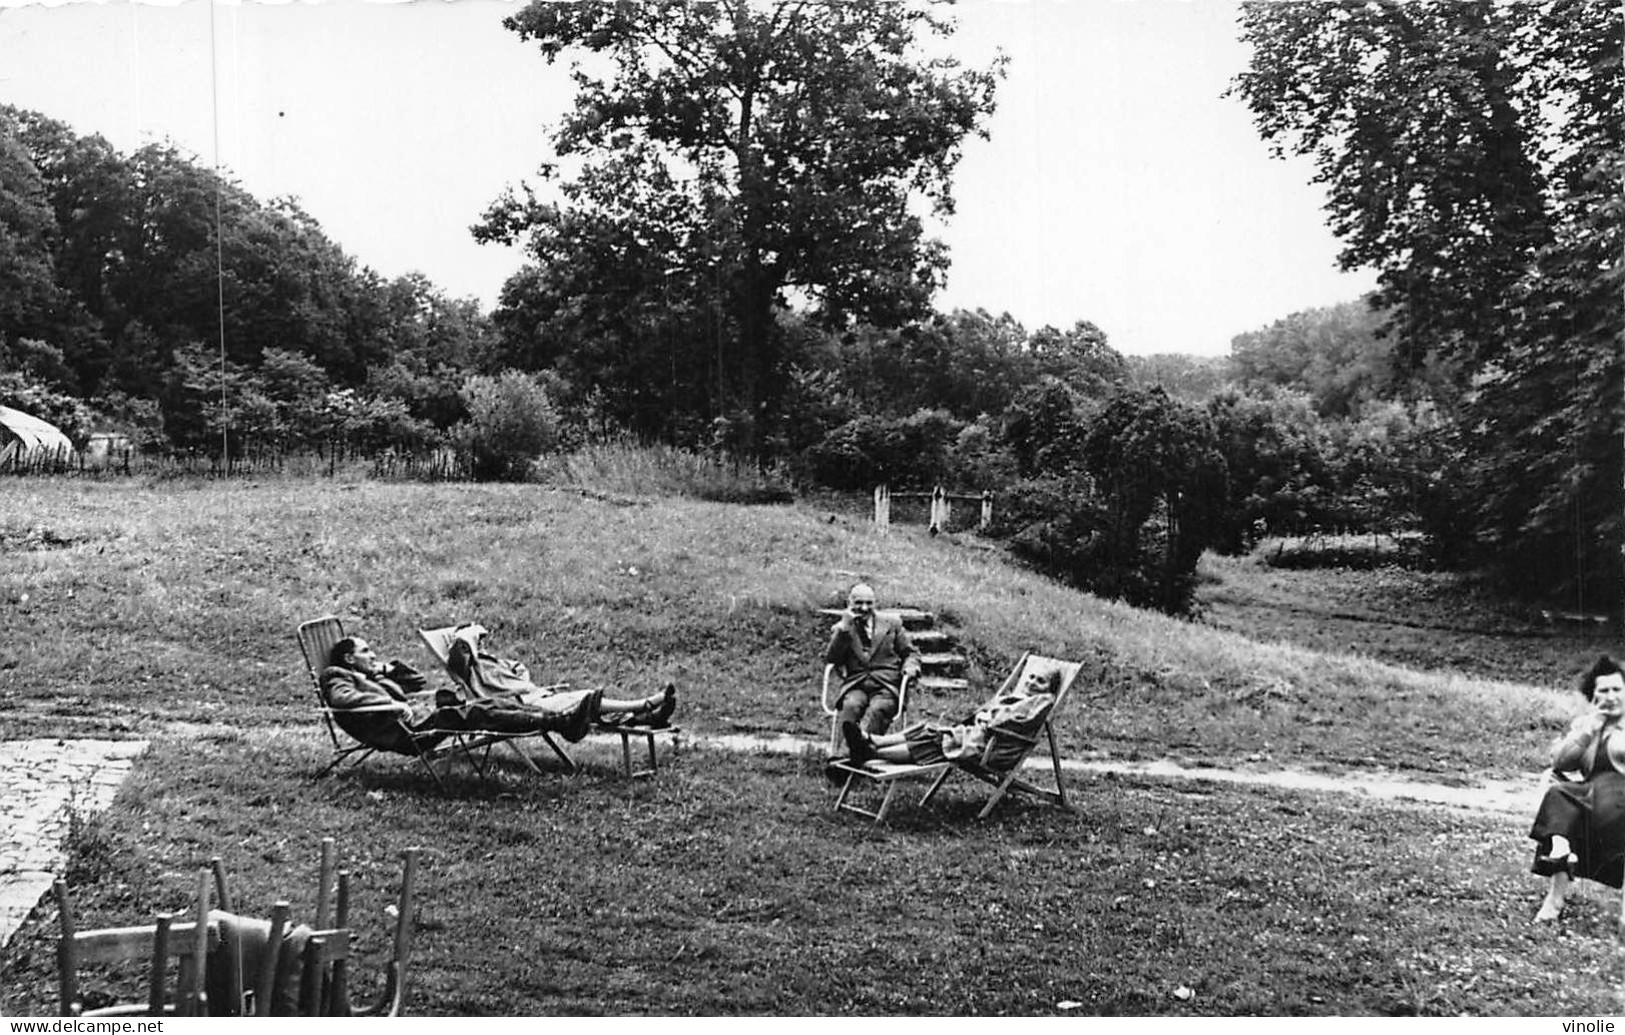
0 478 1575 777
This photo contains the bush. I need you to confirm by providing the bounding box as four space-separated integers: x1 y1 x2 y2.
797 408 964 490
453 371 562 481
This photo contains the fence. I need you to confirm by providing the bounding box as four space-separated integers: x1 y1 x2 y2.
0 443 471 482
872 485 992 535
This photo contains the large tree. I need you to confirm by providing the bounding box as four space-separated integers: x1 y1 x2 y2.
1232 0 1623 603
478 0 1003 451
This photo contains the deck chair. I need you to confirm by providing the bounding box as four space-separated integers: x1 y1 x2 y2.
298 615 546 787
831 652 1084 824
419 624 680 780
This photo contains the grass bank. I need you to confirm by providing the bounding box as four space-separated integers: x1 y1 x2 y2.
0 478 1581 776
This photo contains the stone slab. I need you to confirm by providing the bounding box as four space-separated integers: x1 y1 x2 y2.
0 738 147 949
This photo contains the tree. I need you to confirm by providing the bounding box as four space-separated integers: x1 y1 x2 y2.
0 110 82 371
1229 299 1401 418
1232 1 1551 375
1233 0 1623 603
480 0 1004 452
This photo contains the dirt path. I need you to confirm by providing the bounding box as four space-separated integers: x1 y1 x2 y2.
695 732 1542 815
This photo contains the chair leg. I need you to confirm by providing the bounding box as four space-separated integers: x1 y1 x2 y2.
872 781 902 825
977 770 1023 820
919 765 954 806
502 739 545 775
535 733 576 773
1046 724 1071 809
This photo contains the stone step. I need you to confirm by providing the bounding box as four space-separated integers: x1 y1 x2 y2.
915 651 967 672
913 675 970 694
907 629 952 648
817 607 936 629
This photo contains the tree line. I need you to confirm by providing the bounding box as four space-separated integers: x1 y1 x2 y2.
1 0 1617 616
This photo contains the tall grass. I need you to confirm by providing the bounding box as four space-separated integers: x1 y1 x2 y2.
547 438 793 504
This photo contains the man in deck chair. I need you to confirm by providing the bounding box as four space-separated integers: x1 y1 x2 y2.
824 583 920 755
840 663 1061 769
322 635 609 742
444 623 676 728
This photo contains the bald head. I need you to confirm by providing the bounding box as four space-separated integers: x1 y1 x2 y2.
847 583 876 622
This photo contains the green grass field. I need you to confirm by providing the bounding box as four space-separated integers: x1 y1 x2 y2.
2 471 1621 1016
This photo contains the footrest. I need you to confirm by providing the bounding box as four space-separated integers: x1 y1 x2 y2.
829 760 950 823
592 724 681 780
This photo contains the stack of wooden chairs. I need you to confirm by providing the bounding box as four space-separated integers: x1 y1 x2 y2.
55 838 420 1017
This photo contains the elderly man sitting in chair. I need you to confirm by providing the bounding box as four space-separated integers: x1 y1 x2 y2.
824 583 921 757
322 636 671 743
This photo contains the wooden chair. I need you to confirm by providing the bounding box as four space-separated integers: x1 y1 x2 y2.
298 615 548 787
830 652 1084 824
419 624 681 780
56 869 216 1017
59 840 421 1017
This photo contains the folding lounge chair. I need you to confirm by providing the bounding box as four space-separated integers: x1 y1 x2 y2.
298 615 544 788
419 624 680 780
831 652 1084 824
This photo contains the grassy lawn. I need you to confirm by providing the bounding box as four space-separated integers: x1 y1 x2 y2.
4 734 1623 1016
0 473 1612 1015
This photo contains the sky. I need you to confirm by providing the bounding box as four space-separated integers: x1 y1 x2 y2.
0 0 1378 357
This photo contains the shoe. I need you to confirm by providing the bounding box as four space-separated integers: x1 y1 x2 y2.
647 683 677 728
1533 851 1577 878
841 721 871 765
561 690 600 743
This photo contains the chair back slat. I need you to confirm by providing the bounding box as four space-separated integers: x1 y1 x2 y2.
297 617 345 693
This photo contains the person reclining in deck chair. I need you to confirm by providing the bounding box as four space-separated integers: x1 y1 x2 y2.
839 664 1062 769
445 623 676 729
322 635 619 743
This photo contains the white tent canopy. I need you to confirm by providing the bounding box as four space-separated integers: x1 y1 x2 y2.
0 404 75 460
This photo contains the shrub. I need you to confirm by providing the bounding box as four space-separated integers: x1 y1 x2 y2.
453 370 562 481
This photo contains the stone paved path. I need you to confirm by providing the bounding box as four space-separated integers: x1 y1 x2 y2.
0 739 147 950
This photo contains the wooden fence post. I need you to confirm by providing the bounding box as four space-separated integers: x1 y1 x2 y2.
930 485 948 534
873 485 890 534
980 490 993 531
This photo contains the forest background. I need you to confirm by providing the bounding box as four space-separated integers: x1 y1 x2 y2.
0 0 1619 618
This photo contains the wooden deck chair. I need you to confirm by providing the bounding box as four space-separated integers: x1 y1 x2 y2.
420 624 680 780
299 615 545 787
831 652 1084 824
